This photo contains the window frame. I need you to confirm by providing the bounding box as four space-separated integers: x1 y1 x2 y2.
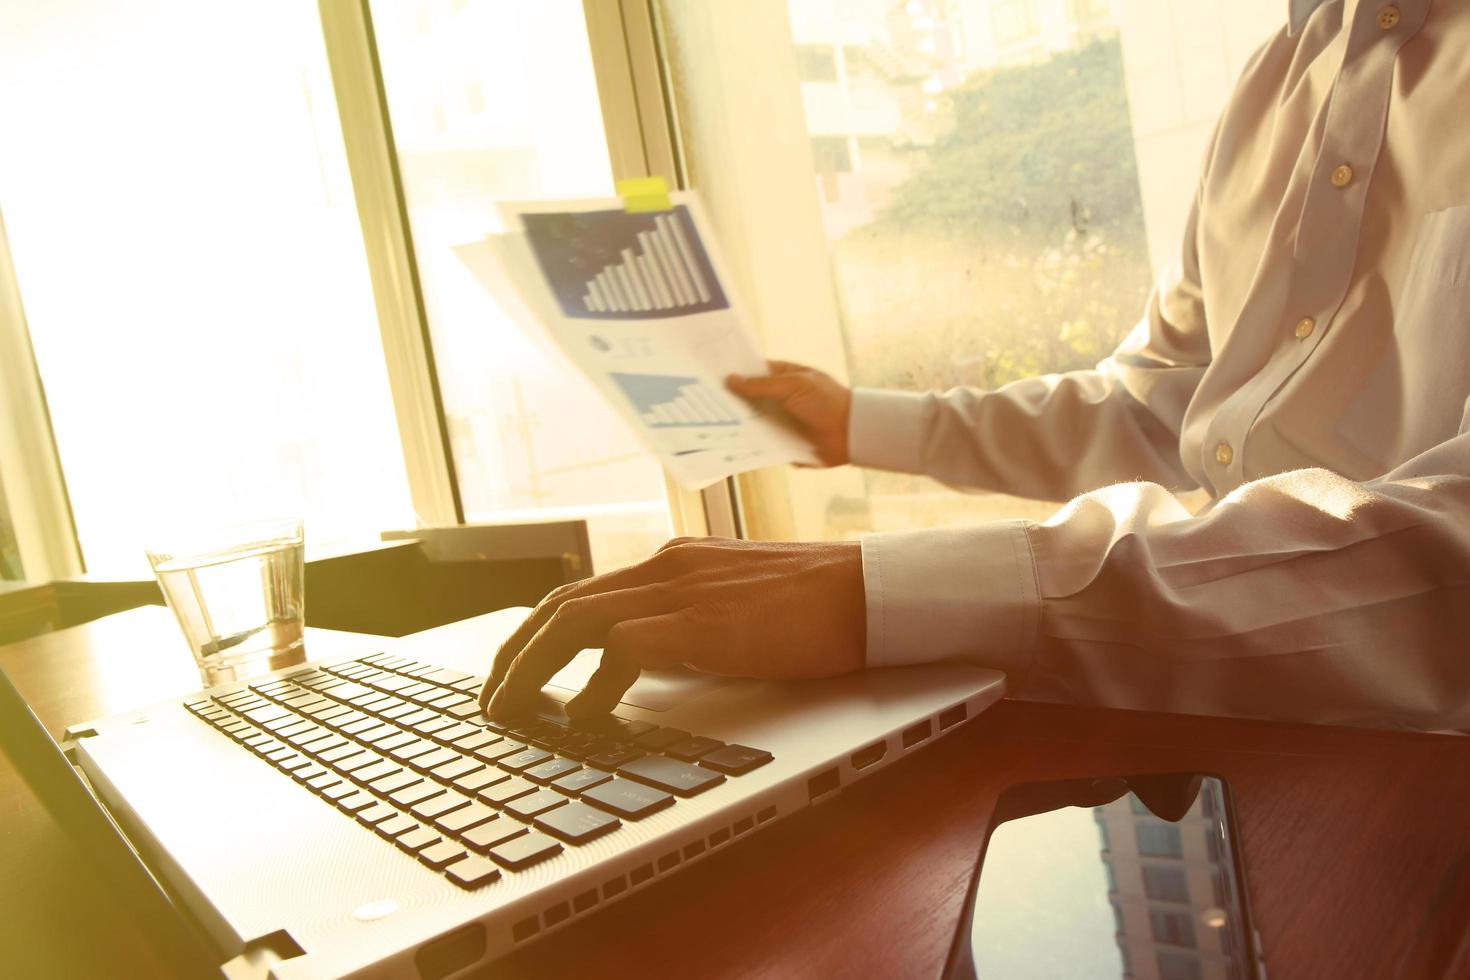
1 0 724 585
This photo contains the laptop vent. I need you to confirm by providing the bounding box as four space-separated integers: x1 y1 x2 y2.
512 805 780 943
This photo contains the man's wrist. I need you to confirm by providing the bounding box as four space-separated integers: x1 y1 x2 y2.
847 388 931 474
860 521 1041 681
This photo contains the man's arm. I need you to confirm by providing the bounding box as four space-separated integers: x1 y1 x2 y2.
869 428 1470 730
848 195 1212 502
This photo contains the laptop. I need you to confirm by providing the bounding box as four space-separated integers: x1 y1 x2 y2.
3 607 1005 978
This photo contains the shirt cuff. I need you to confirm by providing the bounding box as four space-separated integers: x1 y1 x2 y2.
861 521 1041 681
848 388 931 474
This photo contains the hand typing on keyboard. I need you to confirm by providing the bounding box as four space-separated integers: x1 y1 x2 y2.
478 538 865 720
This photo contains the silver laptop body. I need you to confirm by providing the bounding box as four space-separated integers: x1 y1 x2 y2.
70 609 1005 978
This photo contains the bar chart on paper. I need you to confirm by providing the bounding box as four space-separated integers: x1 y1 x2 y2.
611 373 739 428
521 205 730 321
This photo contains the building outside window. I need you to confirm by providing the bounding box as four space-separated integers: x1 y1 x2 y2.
1142 863 1190 903
1136 821 1183 859
0 473 21 581
1149 907 1198 948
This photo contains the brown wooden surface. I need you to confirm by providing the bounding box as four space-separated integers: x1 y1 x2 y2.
4 608 1469 979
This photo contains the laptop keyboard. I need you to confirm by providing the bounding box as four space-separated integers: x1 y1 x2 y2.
183 653 773 891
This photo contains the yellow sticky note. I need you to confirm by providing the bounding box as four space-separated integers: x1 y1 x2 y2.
617 175 673 213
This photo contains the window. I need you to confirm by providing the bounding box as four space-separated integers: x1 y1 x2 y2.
1156 949 1204 980
1143 864 1190 903
811 137 853 174
796 44 838 82
0 0 414 575
991 0 1041 46
1149 908 1198 948
1136 822 1183 859
0 473 20 581
655 1 1278 548
368 0 674 572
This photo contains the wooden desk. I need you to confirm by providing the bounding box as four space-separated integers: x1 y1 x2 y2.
4 608 1468 979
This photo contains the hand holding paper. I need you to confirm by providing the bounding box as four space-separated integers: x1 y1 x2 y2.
454 184 818 488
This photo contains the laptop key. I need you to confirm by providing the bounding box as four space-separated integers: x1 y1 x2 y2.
372 731 418 753
447 702 488 721
498 748 553 773
534 801 620 844
308 772 343 793
453 730 500 753
431 723 482 745
375 814 419 839
586 745 646 771
505 789 569 820
418 839 468 870
524 758 580 785
580 779 675 819
463 818 526 853
390 782 446 808
698 744 775 776
430 758 483 784
445 856 501 890
334 752 385 775
633 727 690 752
488 831 563 871
620 756 725 797
321 781 356 801
477 776 536 807
453 768 507 795
411 791 471 821
387 739 440 764
337 792 379 814
550 767 612 796
409 748 460 773
665 736 725 761
356 803 398 826
369 771 423 797
352 760 403 785
411 717 456 738
428 693 473 711
473 739 527 763
435 802 497 835
395 826 443 854
293 764 329 783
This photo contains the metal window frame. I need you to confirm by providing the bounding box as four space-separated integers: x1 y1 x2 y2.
583 0 740 539
1 0 728 589
0 208 83 580
317 0 463 529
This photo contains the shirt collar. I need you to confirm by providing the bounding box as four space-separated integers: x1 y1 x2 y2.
1289 0 1333 34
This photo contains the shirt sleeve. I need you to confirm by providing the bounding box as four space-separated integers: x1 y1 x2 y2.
863 427 1470 731
849 148 1213 503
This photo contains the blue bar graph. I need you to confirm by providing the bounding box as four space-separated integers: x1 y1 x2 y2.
611 372 739 428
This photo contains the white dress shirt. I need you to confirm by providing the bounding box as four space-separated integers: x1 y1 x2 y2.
849 0 1470 730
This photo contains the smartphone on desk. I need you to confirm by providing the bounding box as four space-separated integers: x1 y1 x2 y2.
944 773 1264 980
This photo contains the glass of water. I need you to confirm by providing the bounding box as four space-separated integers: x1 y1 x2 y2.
146 519 306 685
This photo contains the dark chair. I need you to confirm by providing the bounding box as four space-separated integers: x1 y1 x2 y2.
3 520 591 643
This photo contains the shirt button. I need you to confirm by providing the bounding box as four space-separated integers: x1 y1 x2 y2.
1295 316 1316 339
1330 164 1354 187
1377 5 1400 29
1215 442 1234 466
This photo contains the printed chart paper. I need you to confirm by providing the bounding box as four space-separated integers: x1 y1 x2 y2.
455 193 818 488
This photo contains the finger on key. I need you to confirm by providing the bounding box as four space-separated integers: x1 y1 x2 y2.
487 586 675 720
564 611 695 718
480 560 663 709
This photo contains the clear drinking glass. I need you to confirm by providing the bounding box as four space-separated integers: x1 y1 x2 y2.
146 519 306 685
